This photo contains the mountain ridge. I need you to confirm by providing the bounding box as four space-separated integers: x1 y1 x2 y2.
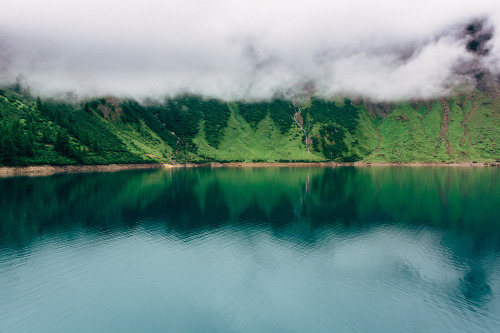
0 83 499 166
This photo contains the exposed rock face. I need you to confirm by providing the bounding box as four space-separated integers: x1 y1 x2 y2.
364 101 393 118
97 96 123 121
476 71 500 99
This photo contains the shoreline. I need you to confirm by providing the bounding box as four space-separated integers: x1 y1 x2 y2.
0 161 498 177
0 163 175 178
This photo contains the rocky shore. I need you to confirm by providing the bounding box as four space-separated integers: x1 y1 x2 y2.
0 163 175 177
1 161 498 178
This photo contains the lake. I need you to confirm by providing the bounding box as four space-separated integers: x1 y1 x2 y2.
1 167 499 332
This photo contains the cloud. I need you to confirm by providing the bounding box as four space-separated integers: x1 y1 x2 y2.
0 0 499 101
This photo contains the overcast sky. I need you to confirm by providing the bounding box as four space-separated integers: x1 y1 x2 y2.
1 0 499 101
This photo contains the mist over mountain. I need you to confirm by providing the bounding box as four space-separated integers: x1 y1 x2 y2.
1 0 500 101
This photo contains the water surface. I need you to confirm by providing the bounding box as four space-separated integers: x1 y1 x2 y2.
1 167 499 332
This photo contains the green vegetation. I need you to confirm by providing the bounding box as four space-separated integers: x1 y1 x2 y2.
364 93 500 163
193 107 321 163
0 83 498 166
269 99 295 134
237 102 269 129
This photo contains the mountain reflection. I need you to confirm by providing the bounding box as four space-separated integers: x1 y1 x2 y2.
2 167 499 331
1 167 499 251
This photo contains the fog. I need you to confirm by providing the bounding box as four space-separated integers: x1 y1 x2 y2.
1 0 499 101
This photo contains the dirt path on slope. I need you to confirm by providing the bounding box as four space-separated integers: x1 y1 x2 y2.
459 94 474 146
438 98 454 157
169 134 181 162
366 119 384 159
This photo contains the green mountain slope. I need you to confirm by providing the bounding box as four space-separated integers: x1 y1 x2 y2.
0 84 499 166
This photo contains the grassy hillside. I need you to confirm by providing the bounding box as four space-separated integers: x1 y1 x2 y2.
0 84 498 166
364 92 500 163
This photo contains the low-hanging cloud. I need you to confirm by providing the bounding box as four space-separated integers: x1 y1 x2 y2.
0 0 499 101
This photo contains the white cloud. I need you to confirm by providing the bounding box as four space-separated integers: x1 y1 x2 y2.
0 0 499 100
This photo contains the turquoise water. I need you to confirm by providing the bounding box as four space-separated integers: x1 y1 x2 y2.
1 167 499 332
